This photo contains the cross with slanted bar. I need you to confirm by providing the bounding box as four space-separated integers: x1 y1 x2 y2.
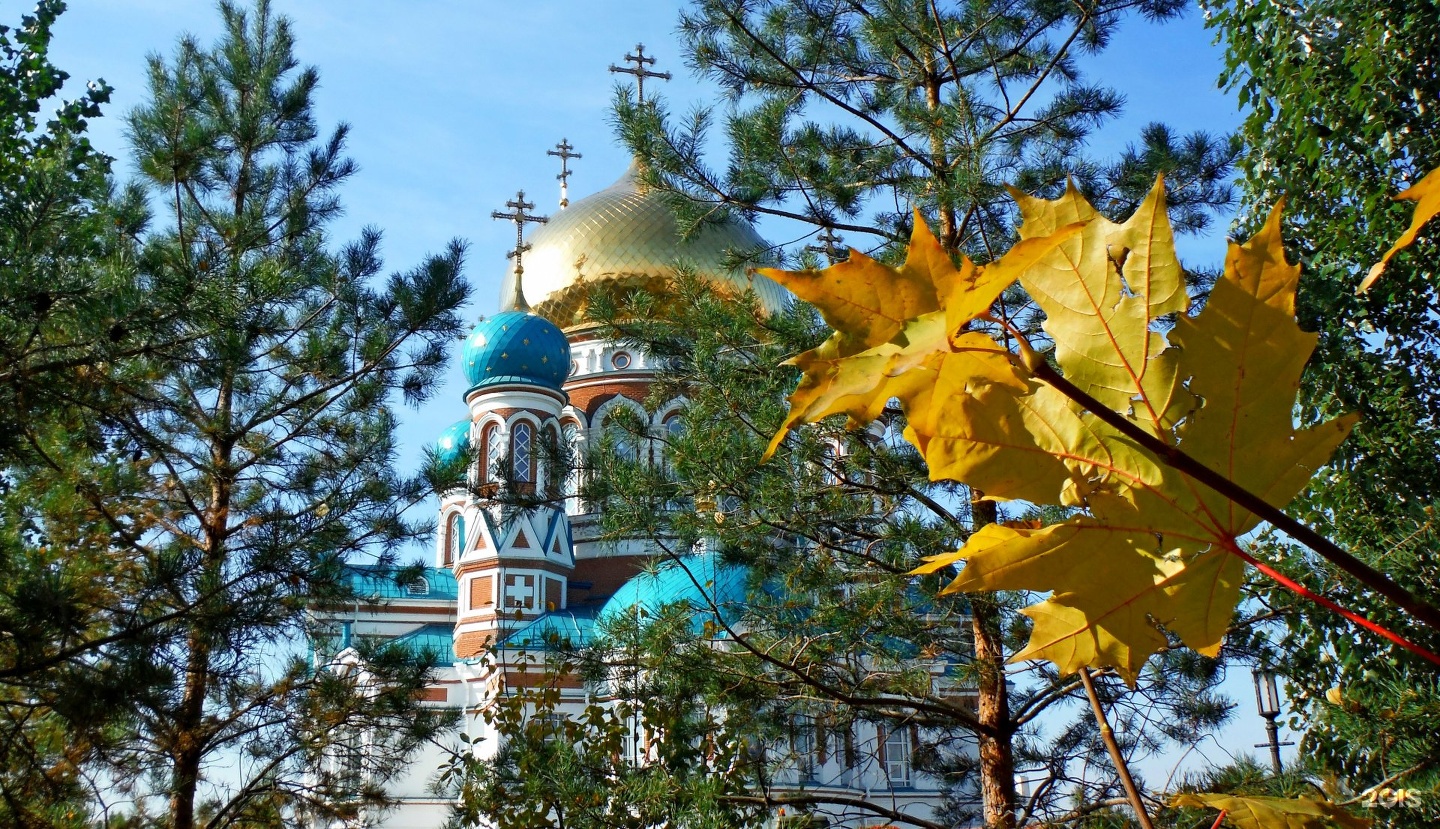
806 228 847 263
609 43 671 104
547 139 582 208
491 190 549 277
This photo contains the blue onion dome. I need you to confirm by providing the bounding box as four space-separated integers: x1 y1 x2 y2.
597 555 750 635
435 418 472 465
461 310 571 393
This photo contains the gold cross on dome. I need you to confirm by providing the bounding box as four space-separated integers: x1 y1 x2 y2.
609 43 671 104
491 190 550 277
547 139 582 208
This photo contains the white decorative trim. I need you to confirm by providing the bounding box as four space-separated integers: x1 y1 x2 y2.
566 338 656 381
467 387 565 417
653 397 686 429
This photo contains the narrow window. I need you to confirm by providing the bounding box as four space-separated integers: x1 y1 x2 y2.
882 726 912 787
791 714 818 783
562 422 581 514
485 424 503 485
445 512 465 565
659 413 683 472
544 424 562 496
512 421 533 483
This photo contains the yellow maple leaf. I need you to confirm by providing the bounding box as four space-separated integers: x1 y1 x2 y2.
1012 177 1192 432
916 521 1245 680
915 186 1354 682
1359 166 1440 293
1171 793 1371 829
760 210 1079 461
769 179 1356 682
1170 205 1359 539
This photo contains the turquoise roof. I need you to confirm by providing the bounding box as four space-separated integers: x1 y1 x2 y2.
597 555 749 635
393 623 456 661
435 418 472 465
498 609 598 651
346 565 458 602
461 310 570 393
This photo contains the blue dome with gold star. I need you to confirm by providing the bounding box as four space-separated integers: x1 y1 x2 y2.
461 310 570 393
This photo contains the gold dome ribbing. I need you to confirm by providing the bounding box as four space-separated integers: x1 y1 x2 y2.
501 161 788 327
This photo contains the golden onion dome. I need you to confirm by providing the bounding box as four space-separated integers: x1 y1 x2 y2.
501 161 788 328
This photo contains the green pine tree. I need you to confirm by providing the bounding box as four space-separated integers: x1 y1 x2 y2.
31 2 472 825
0 3 168 825
595 2 1241 826
453 274 1242 829
613 0 1238 265
1203 1 1440 825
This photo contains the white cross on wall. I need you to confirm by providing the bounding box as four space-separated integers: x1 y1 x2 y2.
504 574 535 609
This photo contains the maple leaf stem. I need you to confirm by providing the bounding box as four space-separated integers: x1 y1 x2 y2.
1079 667 1157 829
1030 360 1440 663
1227 544 1440 667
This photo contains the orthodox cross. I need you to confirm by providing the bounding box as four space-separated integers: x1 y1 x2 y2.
491 190 549 277
806 227 847 263
609 43 671 104
547 138 582 208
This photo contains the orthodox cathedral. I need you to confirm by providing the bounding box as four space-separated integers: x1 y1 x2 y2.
322 83 957 826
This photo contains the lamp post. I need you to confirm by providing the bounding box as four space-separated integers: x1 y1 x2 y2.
1252 668 1294 773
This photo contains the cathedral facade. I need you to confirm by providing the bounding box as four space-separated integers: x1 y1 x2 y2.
321 160 956 828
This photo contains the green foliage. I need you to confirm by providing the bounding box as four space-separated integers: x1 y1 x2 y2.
1204 1 1440 823
446 658 756 829
0 3 153 824
1 1 469 826
457 274 1239 829
613 0 1239 266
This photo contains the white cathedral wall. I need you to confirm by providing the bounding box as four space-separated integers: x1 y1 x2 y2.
368 737 463 829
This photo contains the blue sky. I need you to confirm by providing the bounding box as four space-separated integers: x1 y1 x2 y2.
45 0 1288 776
51 1 1244 478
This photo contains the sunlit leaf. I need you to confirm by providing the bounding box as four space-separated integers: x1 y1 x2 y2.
760 210 1078 460
1172 793 1371 829
769 178 1356 682
1359 166 1440 293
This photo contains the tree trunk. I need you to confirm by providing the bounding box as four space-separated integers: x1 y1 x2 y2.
970 498 1017 829
171 376 234 829
169 634 211 829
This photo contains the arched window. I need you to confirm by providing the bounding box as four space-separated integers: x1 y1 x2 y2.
484 424 503 485
659 412 684 472
601 407 639 462
512 421 534 484
407 577 430 596
445 512 465 565
561 421 581 514
543 423 562 497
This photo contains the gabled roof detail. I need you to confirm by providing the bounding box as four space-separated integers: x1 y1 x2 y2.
346 565 459 602
496 608 598 651
393 623 456 660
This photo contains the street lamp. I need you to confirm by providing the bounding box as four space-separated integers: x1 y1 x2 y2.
1252 668 1294 773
